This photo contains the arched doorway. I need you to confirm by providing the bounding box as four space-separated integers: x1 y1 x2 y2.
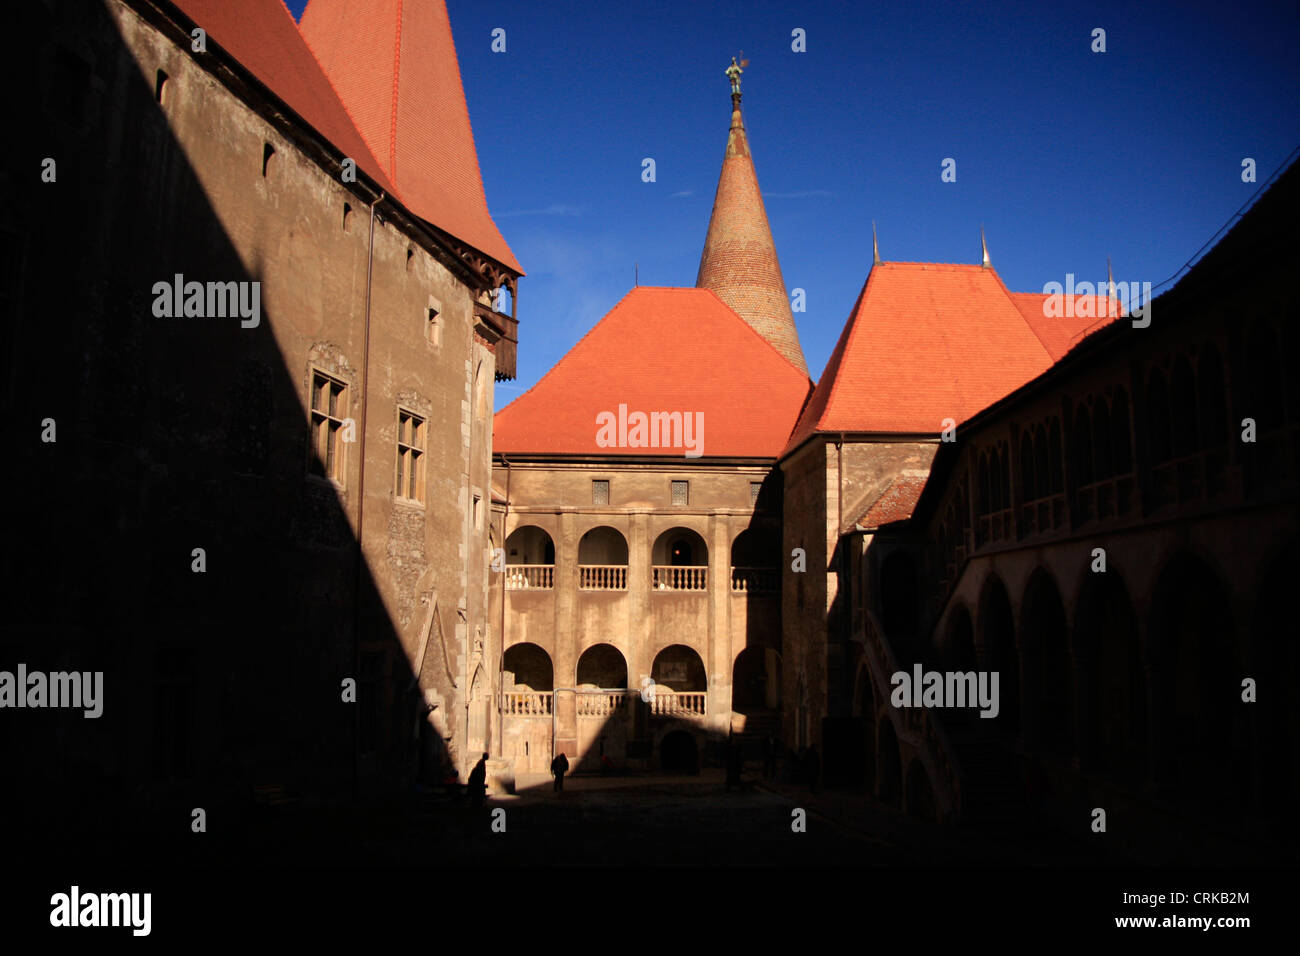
651 528 708 589
505 526 555 588
731 646 780 713
660 730 699 774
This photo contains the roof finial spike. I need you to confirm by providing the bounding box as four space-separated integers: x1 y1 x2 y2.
981 224 991 268
872 220 881 266
1107 254 1115 299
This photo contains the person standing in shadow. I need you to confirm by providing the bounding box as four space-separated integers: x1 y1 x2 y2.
467 752 489 807
551 751 569 792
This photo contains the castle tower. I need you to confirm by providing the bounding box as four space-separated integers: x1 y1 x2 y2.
696 57 809 375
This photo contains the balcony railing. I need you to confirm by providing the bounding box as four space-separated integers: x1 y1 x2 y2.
500 691 552 716
579 565 627 590
1018 493 1066 538
651 565 707 591
649 691 707 716
1075 473 1134 524
505 564 553 590
730 566 779 594
576 690 634 717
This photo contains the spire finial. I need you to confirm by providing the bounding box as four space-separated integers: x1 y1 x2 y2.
1107 255 1115 299
725 54 748 110
872 221 881 266
980 224 991 268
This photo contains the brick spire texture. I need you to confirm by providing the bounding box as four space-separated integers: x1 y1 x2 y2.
696 99 809 375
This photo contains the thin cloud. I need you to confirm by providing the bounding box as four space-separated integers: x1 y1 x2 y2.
671 190 694 197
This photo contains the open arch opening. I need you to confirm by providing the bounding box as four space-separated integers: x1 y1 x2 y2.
732 646 780 714
576 643 628 689
1076 571 1144 778
503 642 553 692
731 527 780 593
578 526 628 590
505 525 555 589
651 644 707 692
652 527 708 590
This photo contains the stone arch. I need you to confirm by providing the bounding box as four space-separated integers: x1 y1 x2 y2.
651 644 707 692
1075 569 1144 779
1149 551 1242 804
1022 568 1072 758
576 643 627 689
505 525 554 566
978 573 1019 736
731 526 780 567
652 526 708 566
732 645 780 713
578 525 628 564
503 642 553 692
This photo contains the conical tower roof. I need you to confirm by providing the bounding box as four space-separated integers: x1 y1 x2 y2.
696 59 808 374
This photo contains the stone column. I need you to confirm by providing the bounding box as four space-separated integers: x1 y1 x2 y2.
553 511 579 757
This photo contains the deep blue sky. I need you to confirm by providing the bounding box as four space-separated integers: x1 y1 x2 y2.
288 0 1300 409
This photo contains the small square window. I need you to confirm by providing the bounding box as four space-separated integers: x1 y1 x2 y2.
671 480 689 506
592 480 609 506
395 408 426 503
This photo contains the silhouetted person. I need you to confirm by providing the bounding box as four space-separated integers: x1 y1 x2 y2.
467 752 488 807
763 734 776 779
551 751 569 792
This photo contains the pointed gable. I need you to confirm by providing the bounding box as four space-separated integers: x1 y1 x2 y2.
493 288 813 458
696 101 808 375
300 0 521 273
169 0 395 196
784 262 1056 453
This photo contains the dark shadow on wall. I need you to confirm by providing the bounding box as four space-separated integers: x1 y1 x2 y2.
2 0 445 864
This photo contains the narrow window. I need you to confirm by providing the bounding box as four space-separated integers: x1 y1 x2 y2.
262 142 275 178
309 370 348 484
406 248 414 273
592 480 610 506
342 202 352 232
427 299 442 346
473 494 483 529
395 408 426 503
155 68 168 105
671 480 689 506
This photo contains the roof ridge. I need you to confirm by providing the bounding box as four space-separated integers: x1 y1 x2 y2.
986 265 1056 370
695 288 813 384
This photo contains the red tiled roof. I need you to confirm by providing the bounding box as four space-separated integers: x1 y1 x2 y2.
784 262 1056 453
696 104 808 374
1009 293 1125 361
493 287 813 458
856 471 930 529
300 0 521 273
170 0 395 196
